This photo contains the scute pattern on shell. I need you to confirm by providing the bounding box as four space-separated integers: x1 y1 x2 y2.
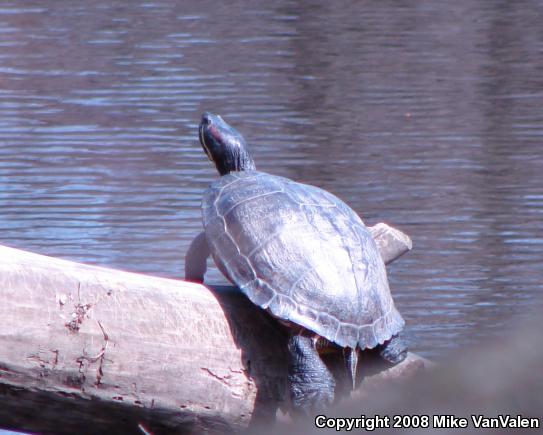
203 171 404 349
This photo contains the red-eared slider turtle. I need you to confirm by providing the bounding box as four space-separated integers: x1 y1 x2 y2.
186 112 407 413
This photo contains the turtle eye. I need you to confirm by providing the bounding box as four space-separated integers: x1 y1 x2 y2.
201 112 213 125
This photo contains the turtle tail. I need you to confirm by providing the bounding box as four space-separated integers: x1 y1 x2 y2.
344 347 359 390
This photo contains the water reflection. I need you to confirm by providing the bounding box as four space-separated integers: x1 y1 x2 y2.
0 0 542 359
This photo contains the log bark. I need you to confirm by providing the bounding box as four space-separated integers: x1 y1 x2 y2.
0 226 425 435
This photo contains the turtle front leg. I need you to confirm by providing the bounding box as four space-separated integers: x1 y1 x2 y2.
184 231 210 283
287 332 335 415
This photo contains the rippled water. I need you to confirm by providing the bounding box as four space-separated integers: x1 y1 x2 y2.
0 1 542 360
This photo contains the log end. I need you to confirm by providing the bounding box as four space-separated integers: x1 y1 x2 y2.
368 223 413 265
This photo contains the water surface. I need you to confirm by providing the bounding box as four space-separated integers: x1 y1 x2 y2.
0 1 542 359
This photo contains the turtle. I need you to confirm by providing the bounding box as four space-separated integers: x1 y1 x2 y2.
185 112 408 413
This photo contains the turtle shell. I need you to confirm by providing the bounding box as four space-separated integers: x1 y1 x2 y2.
203 171 404 349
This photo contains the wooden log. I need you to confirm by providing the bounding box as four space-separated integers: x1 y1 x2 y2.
0 226 423 435
368 222 412 264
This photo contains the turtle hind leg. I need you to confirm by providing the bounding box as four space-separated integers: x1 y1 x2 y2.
377 333 408 364
287 333 335 415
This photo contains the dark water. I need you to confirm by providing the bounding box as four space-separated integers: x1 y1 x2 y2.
0 1 542 360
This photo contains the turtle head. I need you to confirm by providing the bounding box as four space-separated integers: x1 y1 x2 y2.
199 112 256 176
